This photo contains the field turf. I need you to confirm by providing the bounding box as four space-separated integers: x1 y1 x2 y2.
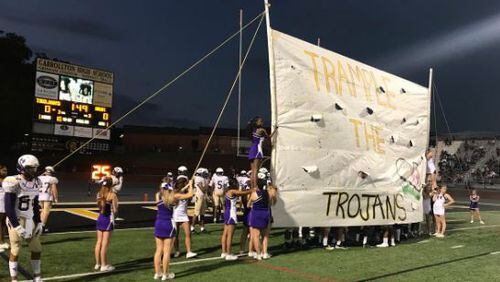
5 210 500 281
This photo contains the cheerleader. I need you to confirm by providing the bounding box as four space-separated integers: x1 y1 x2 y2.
153 177 193 280
469 189 485 224
221 178 252 260
173 176 197 259
248 172 277 260
432 185 455 238
247 117 276 189
94 177 118 272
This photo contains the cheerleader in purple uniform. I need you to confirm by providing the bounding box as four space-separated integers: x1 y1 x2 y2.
94 177 118 272
153 177 193 280
248 173 277 260
469 189 485 224
239 172 252 255
247 117 275 189
221 178 252 261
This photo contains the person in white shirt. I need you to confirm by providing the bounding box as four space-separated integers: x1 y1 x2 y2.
38 166 59 231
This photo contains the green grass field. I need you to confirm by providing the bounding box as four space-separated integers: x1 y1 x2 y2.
7 210 500 282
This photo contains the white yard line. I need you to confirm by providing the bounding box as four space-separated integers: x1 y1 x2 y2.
451 245 464 249
45 226 153 236
19 255 236 282
447 224 500 232
490 251 500 255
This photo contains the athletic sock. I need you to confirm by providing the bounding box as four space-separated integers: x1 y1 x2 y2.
31 259 41 275
383 237 388 245
363 236 368 245
9 261 18 278
322 236 328 247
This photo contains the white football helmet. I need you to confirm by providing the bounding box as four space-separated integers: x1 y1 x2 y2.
215 167 224 175
240 170 247 176
178 166 188 176
45 166 55 175
113 166 124 176
17 154 39 178
257 172 267 180
258 167 268 174
195 168 204 176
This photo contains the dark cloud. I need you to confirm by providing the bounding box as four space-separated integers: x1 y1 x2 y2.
0 5 123 42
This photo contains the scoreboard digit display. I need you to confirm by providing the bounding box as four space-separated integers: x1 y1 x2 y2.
32 59 114 141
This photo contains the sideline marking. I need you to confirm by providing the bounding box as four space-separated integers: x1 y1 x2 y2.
451 245 464 249
447 224 500 232
417 240 430 244
490 251 500 255
19 255 230 281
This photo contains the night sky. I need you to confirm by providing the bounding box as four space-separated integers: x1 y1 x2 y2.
2 0 500 133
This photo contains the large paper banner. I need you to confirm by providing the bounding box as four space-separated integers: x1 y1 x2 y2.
270 29 431 227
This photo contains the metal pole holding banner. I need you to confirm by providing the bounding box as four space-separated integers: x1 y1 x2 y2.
237 9 243 156
264 0 278 175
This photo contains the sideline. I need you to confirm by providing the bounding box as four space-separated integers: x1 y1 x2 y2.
19 255 236 282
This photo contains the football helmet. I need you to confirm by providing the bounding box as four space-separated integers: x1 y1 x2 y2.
113 166 124 176
178 166 188 176
17 154 39 178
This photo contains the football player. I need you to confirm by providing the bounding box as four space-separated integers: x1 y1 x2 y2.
38 166 59 232
4 155 44 282
0 164 9 252
110 167 124 194
191 168 208 233
210 168 229 223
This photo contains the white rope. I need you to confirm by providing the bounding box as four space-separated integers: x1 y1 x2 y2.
52 11 265 168
433 82 453 140
191 14 265 178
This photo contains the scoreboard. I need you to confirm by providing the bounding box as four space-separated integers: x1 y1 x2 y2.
32 59 114 142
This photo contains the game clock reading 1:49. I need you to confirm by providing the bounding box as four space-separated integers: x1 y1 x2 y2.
35 97 111 128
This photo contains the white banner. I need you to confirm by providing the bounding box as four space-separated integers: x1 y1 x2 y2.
270 29 431 227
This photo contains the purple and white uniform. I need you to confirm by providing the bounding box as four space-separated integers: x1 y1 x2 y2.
248 129 264 160
224 194 238 225
96 201 114 231
154 193 176 238
249 189 270 229
469 195 480 210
